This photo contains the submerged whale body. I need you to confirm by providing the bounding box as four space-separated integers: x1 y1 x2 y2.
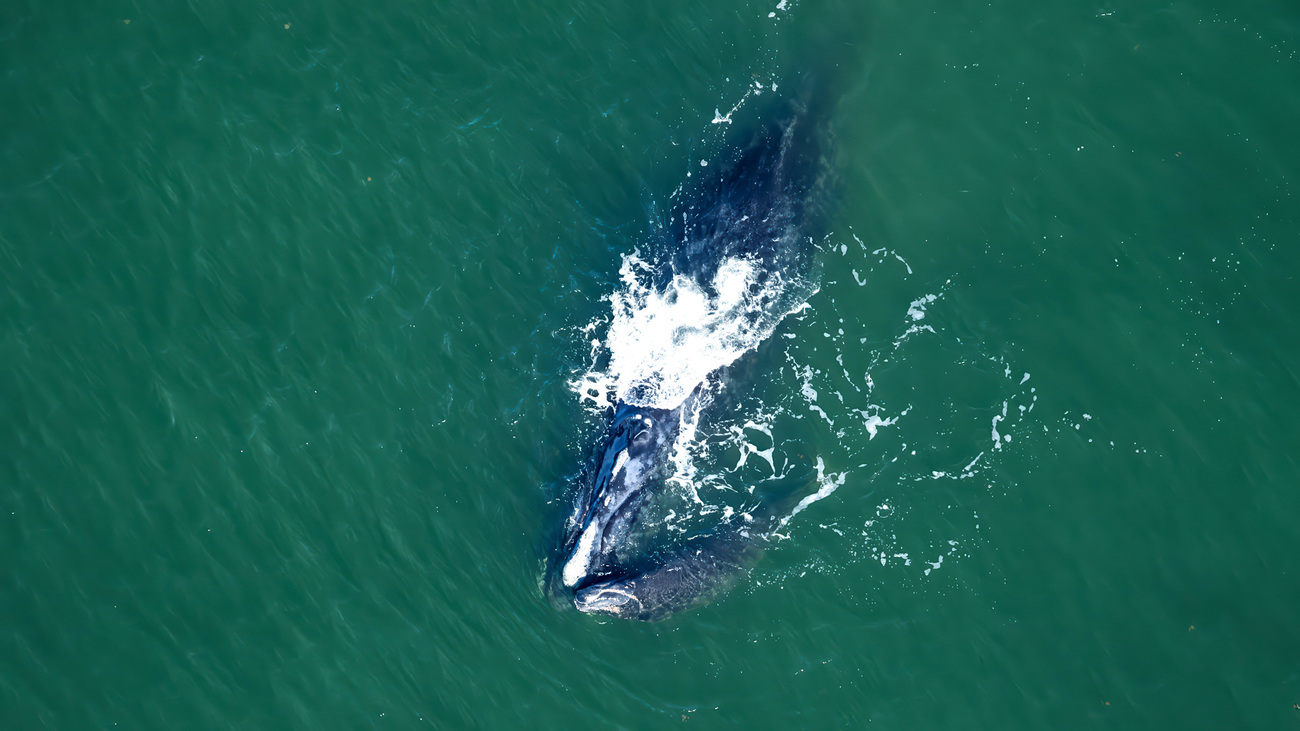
551 81 836 621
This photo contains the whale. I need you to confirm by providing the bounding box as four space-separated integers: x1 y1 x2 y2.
550 77 838 621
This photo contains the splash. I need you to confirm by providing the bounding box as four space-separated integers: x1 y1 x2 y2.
593 251 809 410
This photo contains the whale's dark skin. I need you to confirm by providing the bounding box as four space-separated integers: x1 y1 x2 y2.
574 524 766 621
556 400 691 590
550 79 839 620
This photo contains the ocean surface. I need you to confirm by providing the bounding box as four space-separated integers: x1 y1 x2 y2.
3 0 1299 728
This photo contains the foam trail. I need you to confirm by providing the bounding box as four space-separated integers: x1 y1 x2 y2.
775 457 846 531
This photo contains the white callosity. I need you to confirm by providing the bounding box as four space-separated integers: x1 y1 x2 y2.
561 521 601 588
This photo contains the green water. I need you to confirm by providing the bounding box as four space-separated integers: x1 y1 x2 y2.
3 0 1299 727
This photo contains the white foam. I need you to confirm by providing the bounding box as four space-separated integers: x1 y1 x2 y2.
597 253 805 410
777 457 847 529
991 401 1008 450
907 294 937 321
730 419 779 477
666 394 707 502
859 404 909 439
894 252 913 274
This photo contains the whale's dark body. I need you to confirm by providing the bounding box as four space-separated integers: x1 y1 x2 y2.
551 83 836 620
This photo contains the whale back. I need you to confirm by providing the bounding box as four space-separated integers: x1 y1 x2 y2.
656 85 833 295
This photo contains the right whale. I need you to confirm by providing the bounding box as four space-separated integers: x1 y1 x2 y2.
551 74 841 621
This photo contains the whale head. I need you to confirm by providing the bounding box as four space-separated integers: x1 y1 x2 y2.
558 401 683 591
569 527 766 621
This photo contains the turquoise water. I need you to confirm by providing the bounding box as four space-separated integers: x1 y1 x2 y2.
3 0 1299 728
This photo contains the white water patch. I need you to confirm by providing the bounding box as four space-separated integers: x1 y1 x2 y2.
923 554 943 576
774 456 847 534
991 401 1008 450
587 252 806 410
797 365 834 425
858 404 910 440
866 246 913 276
665 390 711 507
710 74 780 125
727 416 783 482
907 293 937 321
